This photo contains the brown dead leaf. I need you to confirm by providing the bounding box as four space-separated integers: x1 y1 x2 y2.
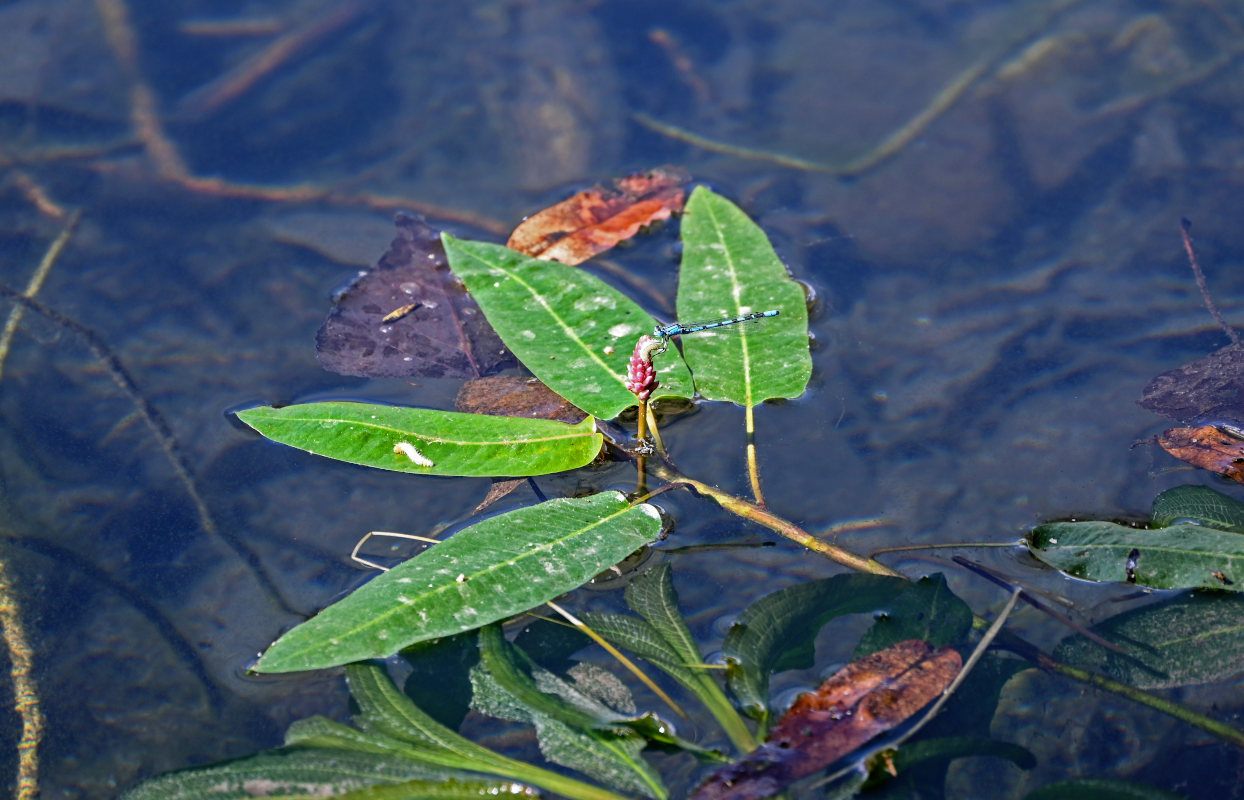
1157 425 1244 484
455 375 586 424
316 214 513 378
691 640 961 800
506 165 690 265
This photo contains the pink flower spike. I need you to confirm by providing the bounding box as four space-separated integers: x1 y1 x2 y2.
626 335 661 401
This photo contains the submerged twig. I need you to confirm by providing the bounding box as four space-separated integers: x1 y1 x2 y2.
2 530 224 711
0 547 42 800
0 283 301 617
1180 218 1239 346
0 210 80 382
636 0 1086 178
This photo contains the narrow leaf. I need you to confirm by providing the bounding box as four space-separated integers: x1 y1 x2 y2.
1054 592 1244 689
1028 521 1244 591
624 562 704 669
256 493 662 671
470 657 666 800
118 747 440 800
477 624 623 731
236 402 601 478
342 663 620 800
673 186 811 405
334 778 540 800
1151 484 1244 532
532 716 667 800
443 234 695 419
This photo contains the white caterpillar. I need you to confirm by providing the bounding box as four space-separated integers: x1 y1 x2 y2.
393 441 434 468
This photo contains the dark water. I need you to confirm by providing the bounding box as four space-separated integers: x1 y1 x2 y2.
2 0 1244 797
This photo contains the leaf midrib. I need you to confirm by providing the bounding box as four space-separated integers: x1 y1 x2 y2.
696 197 756 408
462 246 628 393
260 414 596 448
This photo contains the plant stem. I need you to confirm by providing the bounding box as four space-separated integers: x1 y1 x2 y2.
991 623 1244 750
650 463 899 577
636 399 649 494
744 404 766 507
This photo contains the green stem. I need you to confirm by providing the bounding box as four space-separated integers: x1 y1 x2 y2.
689 672 758 753
989 622 1244 750
650 462 899 577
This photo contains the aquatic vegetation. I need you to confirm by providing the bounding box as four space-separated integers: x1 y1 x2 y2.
122 180 1244 799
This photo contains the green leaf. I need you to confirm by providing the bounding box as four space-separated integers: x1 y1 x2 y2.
1025 778 1193 800
236 402 601 478
1028 521 1244 591
477 624 625 731
723 574 909 724
1054 591 1244 689
1151 485 1244 532
256 493 662 672
118 747 442 800
285 716 436 759
469 656 667 800
340 664 631 800
442 235 695 418
334 778 540 800
616 563 756 753
855 574 973 656
531 716 666 800
673 186 812 405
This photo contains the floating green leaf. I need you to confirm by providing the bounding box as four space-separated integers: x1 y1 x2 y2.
722 574 909 725
1027 521 1244 591
1151 484 1244 532
673 186 812 405
256 493 662 672
236 402 601 478
442 235 694 418
1054 591 1244 689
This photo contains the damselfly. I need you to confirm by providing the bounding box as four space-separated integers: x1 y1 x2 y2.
651 310 779 354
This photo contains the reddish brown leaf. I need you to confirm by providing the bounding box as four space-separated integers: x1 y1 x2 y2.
316 214 514 378
1157 425 1244 484
454 375 586 424
691 640 962 800
506 165 690 265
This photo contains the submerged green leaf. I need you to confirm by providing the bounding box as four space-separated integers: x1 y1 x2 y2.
672 186 811 405
855 574 973 657
470 638 667 800
1151 484 1244 532
442 235 694 418
236 402 601 477
256 493 662 671
1054 591 1244 689
723 574 909 723
1024 778 1193 800
118 747 442 800
1028 521 1244 591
